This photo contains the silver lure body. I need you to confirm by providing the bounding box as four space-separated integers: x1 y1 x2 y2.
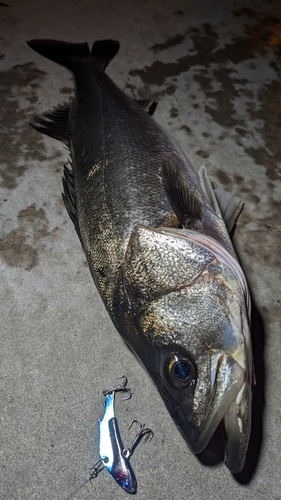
98 391 136 493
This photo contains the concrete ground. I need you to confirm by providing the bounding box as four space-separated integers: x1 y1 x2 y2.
1 1 280 499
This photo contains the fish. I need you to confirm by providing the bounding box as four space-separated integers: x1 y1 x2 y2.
27 39 254 473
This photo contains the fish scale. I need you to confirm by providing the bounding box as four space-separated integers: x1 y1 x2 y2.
70 71 176 311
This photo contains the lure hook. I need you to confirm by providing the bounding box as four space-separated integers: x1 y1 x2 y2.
123 419 154 459
102 375 132 400
89 457 107 479
89 377 153 493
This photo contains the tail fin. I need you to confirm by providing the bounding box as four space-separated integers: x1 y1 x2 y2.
27 39 120 71
91 40 120 69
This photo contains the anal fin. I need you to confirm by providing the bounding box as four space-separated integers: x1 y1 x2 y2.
214 188 243 235
198 165 244 235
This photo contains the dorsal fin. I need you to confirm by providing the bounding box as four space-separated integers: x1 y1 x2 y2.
198 165 243 235
162 160 203 226
135 97 158 116
62 165 83 245
31 102 70 144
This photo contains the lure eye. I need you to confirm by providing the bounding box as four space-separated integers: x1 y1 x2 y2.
167 353 196 388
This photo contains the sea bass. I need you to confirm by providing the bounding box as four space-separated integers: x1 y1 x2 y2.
27 39 253 473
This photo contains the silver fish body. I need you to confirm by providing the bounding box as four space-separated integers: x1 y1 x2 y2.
28 39 254 473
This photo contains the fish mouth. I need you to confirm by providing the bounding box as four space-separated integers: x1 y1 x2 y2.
191 352 251 473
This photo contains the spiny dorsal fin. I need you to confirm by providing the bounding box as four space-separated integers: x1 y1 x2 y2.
62 165 83 245
163 160 203 226
31 102 70 144
135 97 158 116
198 165 243 234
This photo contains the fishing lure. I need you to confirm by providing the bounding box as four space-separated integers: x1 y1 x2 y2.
89 377 153 494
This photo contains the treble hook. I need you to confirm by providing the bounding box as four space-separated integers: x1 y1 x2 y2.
103 375 132 400
89 458 106 479
123 420 154 459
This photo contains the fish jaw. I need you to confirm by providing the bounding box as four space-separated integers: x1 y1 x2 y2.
191 353 246 456
223 379 252 473
122 226 253 472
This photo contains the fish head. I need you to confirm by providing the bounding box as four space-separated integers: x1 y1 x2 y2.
122 226 253 473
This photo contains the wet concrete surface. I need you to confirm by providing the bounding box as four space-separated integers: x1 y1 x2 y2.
1 1 281 499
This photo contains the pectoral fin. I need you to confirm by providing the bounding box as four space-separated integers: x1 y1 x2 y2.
214 188 244 235
162 160 203 226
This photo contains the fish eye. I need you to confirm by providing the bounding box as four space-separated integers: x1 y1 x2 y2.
167 353 195 388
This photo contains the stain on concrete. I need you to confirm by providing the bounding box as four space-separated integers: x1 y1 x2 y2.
0 227 38 270
59 86 73 95
180 125 192 134
0 63 48 190
195 149 209 159
129 22 258 100
150 35 185 53
235 11 281 52
164 84 177 95
215 169 232 186
267 180 275 190
233 8 256 19
125 81 138 97
241 210 281 270
245 79 281 181
212 169 260 204
130 18 281 185
0 204 58 270
233 174 245 184
235 127 247 138
170 105 178 118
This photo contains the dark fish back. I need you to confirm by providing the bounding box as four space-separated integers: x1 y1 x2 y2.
28 39 235 316
68 64 179 311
